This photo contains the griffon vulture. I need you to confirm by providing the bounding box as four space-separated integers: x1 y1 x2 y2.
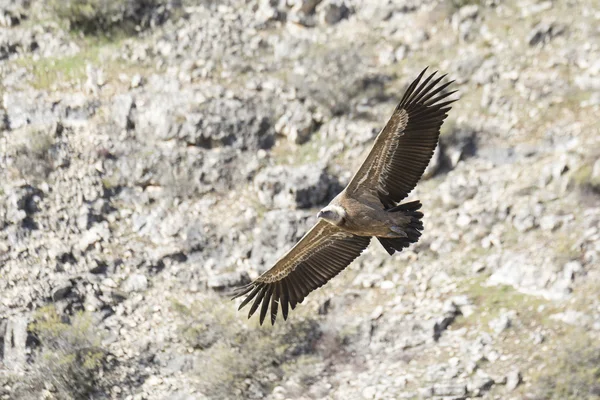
233 68 456 325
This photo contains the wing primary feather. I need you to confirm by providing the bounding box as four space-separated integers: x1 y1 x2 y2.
294 265 318 290
237 284 261 311
287 272 304 303
422 88 458 107
280 280 290 320
305 259 330 281
259 285 274 326
407 102 453 119
318 262 339 277
398 67 428 107
301 262 326 288
270 283 280 325
289 268 307 295
410 73 446 105
231 283 254 300
417 79 454 105
248 285 268 319
406 70 437 106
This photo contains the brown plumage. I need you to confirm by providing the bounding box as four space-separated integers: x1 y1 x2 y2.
233 68 457 325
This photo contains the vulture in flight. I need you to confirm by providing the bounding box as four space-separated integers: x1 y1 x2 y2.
233 68 457 325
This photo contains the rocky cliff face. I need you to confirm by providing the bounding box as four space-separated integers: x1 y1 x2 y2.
1 0 599 399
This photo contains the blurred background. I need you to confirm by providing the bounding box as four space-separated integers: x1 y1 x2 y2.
0 0 599 399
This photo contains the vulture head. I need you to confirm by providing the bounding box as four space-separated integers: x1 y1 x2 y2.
317 205 346 226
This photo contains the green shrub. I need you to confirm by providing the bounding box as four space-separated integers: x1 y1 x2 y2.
47 0 179 35
21 306 110 400
531 333 600 399
572 160 600 194
172 295 322 398
13 128 55 179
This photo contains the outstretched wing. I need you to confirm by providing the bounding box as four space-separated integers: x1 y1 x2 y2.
345 68 457 208
232 220 370 325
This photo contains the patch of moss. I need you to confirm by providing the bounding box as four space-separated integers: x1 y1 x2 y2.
572 161 600 194
530 331 600 400
553 231 581 263
453 276 549 330
15 36 129 90
450 0 481 8
16 48 96 90
270 133 324 166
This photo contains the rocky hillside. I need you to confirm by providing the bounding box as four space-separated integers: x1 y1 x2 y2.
1 0 599 399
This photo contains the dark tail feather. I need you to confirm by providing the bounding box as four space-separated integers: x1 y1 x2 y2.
378 201 424 255
386 200 422 213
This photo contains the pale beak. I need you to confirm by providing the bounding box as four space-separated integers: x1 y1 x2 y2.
317 211 324 219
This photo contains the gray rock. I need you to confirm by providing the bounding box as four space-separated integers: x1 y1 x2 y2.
549 310 590 326
317 0 350 25
274 101 318 145
433 382 467 396
207 271 250 291
256 5 279 25
0 106 7 130
130 74 143 88
489 312 513 335
528 20 565 46
61 93 99 123
254 164 334 209
539 214 561 231
563 260 582 280
488 252 556 297
2 315 28 370
122 274 149 293
189 97 276 150
417 386 433 398
135 87 275 150
433 298 463 341
5 184 43 224
52 282 73 301
439 127 477 170
532 331 545 344
0 0 27 27
113 94 135 130
439 178 478 208
505 369 521 391
512 211 537 232
77 222 111 252
291 0 323 14
76 204 95 231
592 158 600 183
467 376 494 396
452 4 480 41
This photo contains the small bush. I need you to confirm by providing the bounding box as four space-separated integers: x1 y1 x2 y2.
20 306 111 400
47 0 179 35
172 295 322 398
572 159 600 195
531 333 600 400
13 128 55 179
450 0 481 8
